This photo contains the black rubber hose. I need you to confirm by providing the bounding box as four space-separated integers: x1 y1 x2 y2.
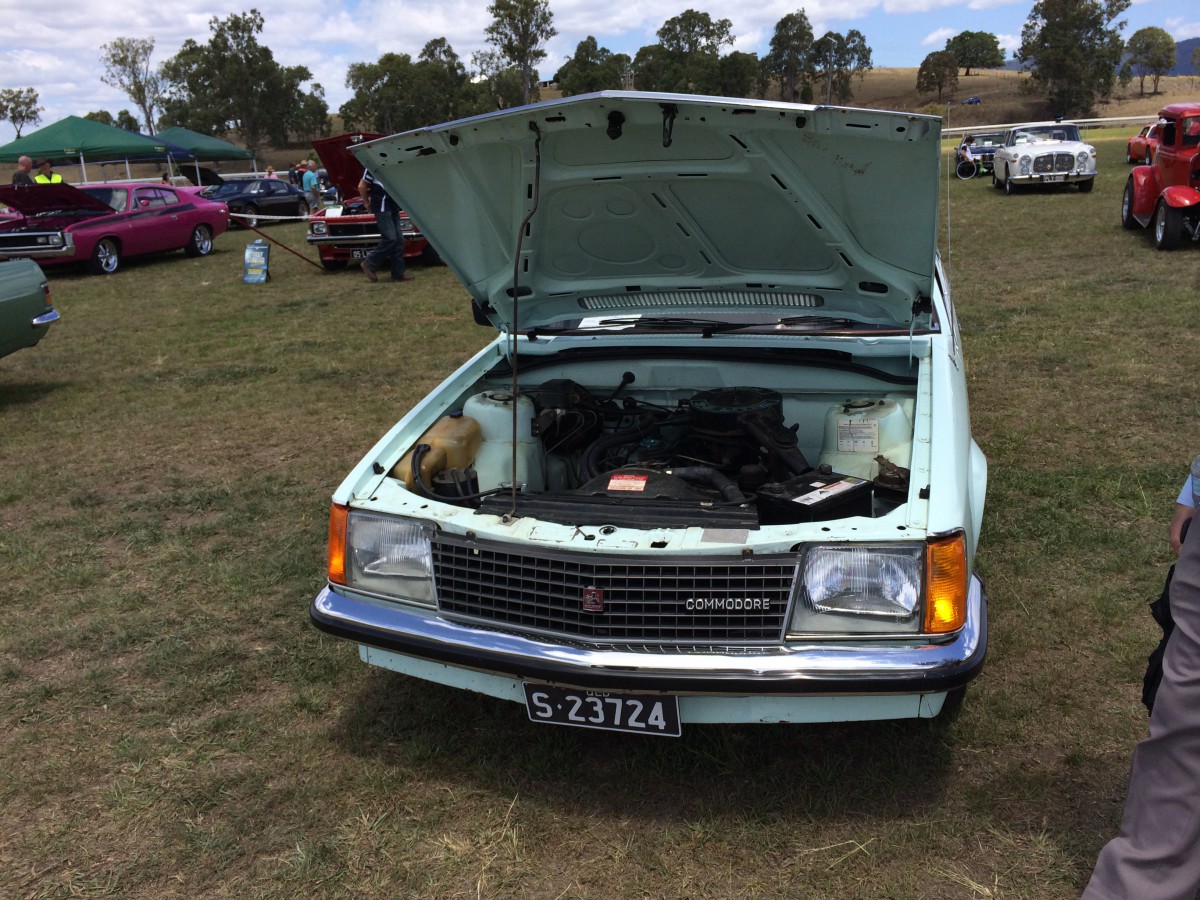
664 466 749 504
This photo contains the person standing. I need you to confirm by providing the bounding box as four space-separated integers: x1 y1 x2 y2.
11 156 33 185
357 168 412 283
301 160 320 210
33 159 63 184
1084 456 1200 898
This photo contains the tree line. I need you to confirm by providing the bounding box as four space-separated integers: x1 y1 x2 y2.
0 0 1194 150
917 5 1192 114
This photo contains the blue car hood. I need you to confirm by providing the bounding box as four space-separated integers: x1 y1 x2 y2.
354 92 942 332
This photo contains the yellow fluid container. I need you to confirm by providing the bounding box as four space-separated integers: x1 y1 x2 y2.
392 413 483 490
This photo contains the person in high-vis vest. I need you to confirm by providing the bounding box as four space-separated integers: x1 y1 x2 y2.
33 159 63 184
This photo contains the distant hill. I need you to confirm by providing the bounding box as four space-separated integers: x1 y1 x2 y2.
1175 37 1199 75
1004 37 1199 76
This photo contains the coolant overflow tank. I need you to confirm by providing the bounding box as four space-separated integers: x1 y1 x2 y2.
818 398 913 481
462 391 546 492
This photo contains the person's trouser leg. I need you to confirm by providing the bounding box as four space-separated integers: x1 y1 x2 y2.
364 208 400 277
1085 522 1200 898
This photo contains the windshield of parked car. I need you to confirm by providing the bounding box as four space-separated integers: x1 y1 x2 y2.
205 183 253 198
1011 124 1082 144
971 132 1004 148
80 187 128 213
1183 117 1200 149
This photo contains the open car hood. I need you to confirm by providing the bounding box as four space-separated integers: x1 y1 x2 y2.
354 92 941 332
0 183 115 216
313 132 382 202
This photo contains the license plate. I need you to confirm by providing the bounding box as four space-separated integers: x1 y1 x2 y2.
350 248 371 259
523 684 681 737
1043 175 1065 182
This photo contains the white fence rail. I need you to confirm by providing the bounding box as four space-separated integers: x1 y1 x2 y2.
943 114 1158 137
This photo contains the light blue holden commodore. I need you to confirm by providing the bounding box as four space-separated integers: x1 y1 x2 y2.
311 92 988 737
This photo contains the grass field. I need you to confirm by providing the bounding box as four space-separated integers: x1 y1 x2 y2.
2 130 1197 898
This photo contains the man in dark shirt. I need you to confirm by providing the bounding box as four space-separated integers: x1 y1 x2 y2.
357 168 412 283
11 156 33 185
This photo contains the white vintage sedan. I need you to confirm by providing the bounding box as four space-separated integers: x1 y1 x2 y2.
310 92 988 735
992 121 1097 194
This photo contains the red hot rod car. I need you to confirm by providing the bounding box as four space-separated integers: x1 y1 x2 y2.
305 132 441 271
1121 103 1200 250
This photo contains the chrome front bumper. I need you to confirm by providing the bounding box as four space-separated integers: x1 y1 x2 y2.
0 233 76 259
311 575 987 697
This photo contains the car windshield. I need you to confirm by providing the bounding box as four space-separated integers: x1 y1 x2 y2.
206 183 252 198
971 132 1004 148
80 187 127 213
1011 124 1081 144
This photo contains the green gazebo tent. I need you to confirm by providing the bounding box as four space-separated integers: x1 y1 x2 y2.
154 126 256 184
0 116 172 182
155 126 254 163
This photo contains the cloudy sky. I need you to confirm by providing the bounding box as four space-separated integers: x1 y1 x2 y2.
1 0 1196 143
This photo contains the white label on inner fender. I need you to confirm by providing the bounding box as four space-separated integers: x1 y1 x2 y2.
837 417 880 453
794 478 865 506
607 474 649 492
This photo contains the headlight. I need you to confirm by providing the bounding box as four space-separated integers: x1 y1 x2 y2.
310 221 327 235
789 534 969 636
792 544 923 634
1076 151 1089 170
1019 155 1031 174
328 506 436 604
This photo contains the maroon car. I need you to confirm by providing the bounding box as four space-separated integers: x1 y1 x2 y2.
305 132 440 271
0 182 230 275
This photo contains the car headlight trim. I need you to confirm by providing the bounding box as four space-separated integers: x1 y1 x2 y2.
792 543 923 635
331 506 437 604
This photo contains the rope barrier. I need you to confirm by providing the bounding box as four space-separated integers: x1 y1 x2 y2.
229 212 326 270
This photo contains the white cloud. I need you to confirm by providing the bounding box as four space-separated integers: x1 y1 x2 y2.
995 33 1022 57
922 27 957 47
1164 17 1200 39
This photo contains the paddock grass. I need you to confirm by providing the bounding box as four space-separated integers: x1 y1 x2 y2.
1 134 1196 897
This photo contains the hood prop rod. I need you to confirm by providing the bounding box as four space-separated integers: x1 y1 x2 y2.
506 121 543 520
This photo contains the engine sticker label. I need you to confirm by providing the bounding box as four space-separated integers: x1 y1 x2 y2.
607 474 649 492
837 417 880 453
793 478 866 506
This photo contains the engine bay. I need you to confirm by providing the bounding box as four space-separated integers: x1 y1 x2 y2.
391 368 917 530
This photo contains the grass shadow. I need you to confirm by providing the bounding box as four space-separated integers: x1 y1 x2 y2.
332 669 959 823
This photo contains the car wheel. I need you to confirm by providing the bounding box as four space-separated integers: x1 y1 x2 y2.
1126 145 1133 164
1153 199 1182 250
87 238 120 275
240 204 259 229
1003 168 1016 195
297 200 310 219
185 223 213 257
1145 148 1153 166
420 243 443 266
1077 178 1094 194
320 258 347 271
1121 178 1139 230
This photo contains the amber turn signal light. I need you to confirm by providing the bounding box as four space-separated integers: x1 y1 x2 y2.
925 532 968 633
327 503 348 584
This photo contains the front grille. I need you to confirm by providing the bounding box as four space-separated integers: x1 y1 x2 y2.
433 533 795 644
328 222 380 239
0 232 59 250
1033 153 1075 173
